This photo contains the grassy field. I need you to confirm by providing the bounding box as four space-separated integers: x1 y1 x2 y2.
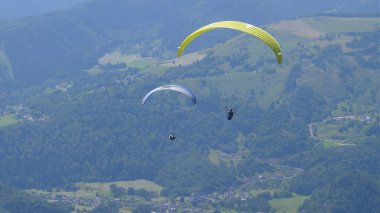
78 179 163 194
208 149 221 166
270 19 323 39
84 66 103 75
127 59 158 69
269 195 309 213
98 51 137 65
222 210 238 213
208 149 236 168
177 66 289 109
315 119 373 145
98 50 164 69
0 114 18 127
119 208 132 213
270 17 380 40
27 187 96 198
303 17 380 34
26 180 162 212
270 17 380 55
161 52 206 67
27 179 163 198
322 140 358 149
332 101 353 116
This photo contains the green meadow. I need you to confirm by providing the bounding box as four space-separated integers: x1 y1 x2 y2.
0 114 18 127
269 195 310 213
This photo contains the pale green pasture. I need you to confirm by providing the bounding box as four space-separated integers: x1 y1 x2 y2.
304 17 380 33
84 66 103 75
332 101 353 116
317 121 372 145
27 188 96 198
77 179 163 194
269 195 309 213
119 208 132 213
26 179 163 199
322 140 357 149
98 52 136 65
208 149 221 166
161 52 206 67
222 210 238 213
207 149 235 168
178 67 288 109
128 59 157 69
0 114 18 127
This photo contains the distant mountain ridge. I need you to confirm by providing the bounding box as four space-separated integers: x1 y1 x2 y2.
0 0 378 88
0 0 91 20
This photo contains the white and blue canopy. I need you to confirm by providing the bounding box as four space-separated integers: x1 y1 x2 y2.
142 85 197 106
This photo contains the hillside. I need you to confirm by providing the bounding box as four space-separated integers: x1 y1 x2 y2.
0 15 379 212
0 0 90 20
0 0 378 88
0 12 110 87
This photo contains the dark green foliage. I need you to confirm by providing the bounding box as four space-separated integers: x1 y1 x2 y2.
289 86 328 123
131 204 153 213
92 201 120 213
109 184 125 198
285 64 303 92
272 190 293 199
321 44 343 56
0 184 72 213
157 153 237 196
256 191 272 200
237 157 274 177
0 13 110 86
0 71 241 194
289 180 314 195
366 123 380 136
130 188 155 201
126 187 135 196
247 104 310 157
299 174 380 213
217 197 273 213
288 140 380 190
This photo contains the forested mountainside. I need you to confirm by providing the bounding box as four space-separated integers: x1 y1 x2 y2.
0 0 90 20
0 0 378 87
0 13 379 212
0 184 72 213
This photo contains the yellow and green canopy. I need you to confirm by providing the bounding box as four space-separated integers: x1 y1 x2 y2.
177 21 283 64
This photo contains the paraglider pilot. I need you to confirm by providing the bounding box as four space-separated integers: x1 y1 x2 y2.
225 106 236 120
169 133 176 141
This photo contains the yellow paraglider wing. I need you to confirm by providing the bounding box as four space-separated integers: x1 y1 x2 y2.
177 21 283 64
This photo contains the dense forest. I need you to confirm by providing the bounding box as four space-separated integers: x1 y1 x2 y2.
0 184 72 213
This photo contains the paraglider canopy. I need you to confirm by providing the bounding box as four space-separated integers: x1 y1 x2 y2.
177 21 283 64
142 84 197 106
